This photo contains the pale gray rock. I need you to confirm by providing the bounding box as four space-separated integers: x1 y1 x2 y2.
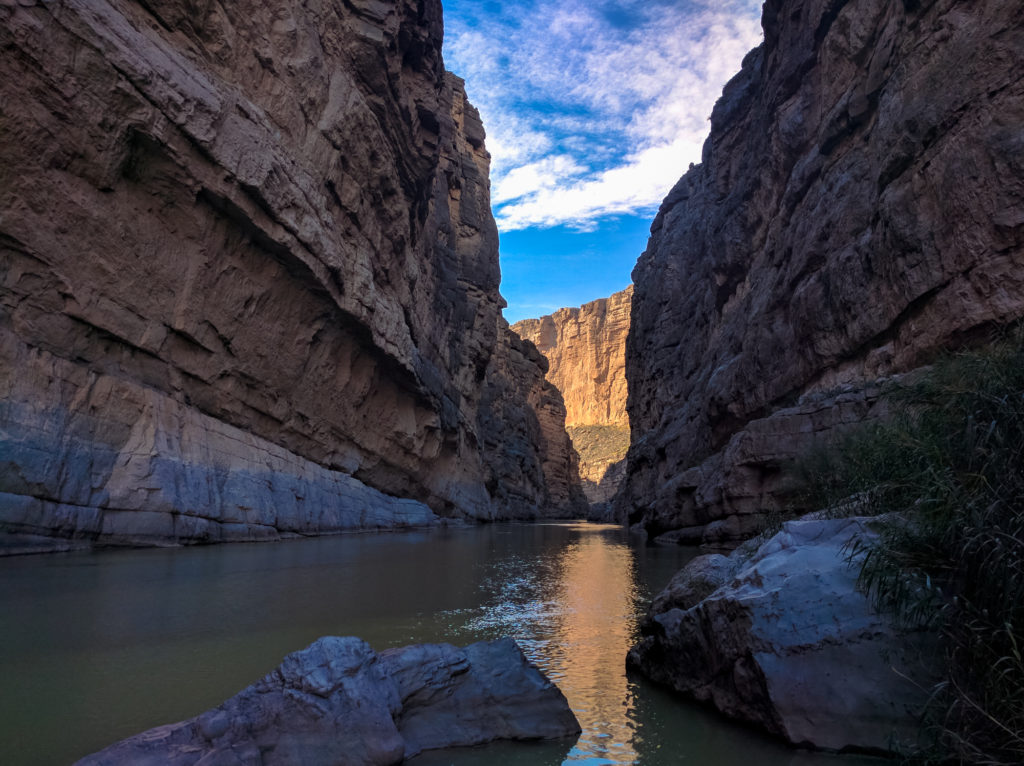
77 637 580 765
628 517 935 753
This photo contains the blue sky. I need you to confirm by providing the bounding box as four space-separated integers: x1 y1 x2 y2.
442 0 764 322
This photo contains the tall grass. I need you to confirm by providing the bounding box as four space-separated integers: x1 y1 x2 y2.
799 338 1024 764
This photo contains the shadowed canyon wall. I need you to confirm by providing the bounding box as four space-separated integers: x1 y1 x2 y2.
621 0 1024 542
0 0 584 553
513 287 631 508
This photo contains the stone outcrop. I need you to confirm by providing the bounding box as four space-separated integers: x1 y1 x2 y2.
620 0 1024 540
477 325 588 519
566 424 629 511
628 516 935 753
0 0 584 553
77 636 581 765
513 286 632 428
513 287 632 509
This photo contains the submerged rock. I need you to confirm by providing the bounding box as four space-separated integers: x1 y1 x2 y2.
628 516 935 753
77 637 580 765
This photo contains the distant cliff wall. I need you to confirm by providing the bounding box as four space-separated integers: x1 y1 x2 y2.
0 0 583 553
621 0 1024 541
513 286 632 428
513 287 631 508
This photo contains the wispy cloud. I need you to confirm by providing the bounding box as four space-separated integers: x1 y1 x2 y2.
444 0 763 231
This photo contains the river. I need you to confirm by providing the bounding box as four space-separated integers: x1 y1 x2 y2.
0 522 876 765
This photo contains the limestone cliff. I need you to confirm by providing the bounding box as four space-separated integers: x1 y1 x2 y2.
513 286 631 428
621 0 1024 541
0 0 583 553
513 287 631 508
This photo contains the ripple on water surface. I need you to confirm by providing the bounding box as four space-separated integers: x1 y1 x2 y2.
0 522 878 766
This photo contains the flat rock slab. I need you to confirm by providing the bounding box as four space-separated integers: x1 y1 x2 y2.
77 637 580 765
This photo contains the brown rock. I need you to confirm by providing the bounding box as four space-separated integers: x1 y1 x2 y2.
513 287 632 511
621 0 1024 538
0 0 582 552
477 322 588 519
513 285 632 428
565 425 629 511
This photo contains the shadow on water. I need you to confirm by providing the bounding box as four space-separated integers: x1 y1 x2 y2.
0 523 878 765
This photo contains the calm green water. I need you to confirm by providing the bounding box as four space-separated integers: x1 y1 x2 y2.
0 523 876 765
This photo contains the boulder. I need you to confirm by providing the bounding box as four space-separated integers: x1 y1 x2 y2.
77 637 580 765
628 516 935 753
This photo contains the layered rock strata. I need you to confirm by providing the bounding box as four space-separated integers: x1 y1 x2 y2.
512 285 631 428
77 636 581 765
513 286 632 508
621 0 1024 540
0 0 584 552
628 516 934 753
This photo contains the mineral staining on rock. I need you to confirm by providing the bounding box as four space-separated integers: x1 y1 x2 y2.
628 516 935 753
620 0 1024 541
77 636 581 765
0 0 583 552
513 286 632 508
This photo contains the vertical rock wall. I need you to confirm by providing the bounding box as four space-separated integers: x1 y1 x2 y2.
512 286 632 428
621 0 1024 541
0 0 582 553
512 287 631 511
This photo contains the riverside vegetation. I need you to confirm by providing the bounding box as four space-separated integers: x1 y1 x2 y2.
797 338 1024 764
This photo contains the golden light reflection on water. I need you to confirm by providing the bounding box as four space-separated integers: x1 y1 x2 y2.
546 525 641 763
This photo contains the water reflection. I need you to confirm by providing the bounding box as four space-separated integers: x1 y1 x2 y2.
0 523 875 766
548 528 641 763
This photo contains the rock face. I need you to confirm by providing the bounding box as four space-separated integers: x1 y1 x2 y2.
478 325 588 519
565 424 629 509
513 286 632 429
77 636 581 765
513 287 632 509
0 0 584 552
628 516 934 753
621 0 1024 539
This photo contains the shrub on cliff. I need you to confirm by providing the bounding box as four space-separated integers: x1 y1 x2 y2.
800 337 1024 765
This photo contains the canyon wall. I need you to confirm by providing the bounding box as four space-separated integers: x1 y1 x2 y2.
512 285 632 428
621 0 1024 541
513 287 631 508
0 0 584 554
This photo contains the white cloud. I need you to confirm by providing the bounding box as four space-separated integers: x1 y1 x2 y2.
444 0 763 231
